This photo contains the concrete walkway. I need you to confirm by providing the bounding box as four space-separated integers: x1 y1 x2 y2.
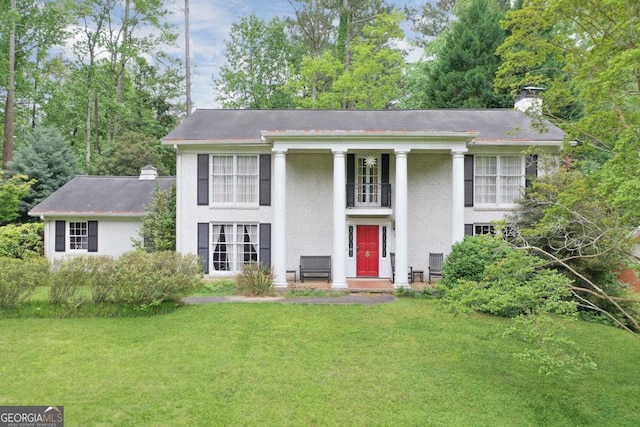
182 293 397 305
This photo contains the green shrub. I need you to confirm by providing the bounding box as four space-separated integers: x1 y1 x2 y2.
0 257 48 308
439 235 511 291
236 263 273 296
49 257 91 305
442 250 577 318
0 223 44 259
112 251 202 307
85 256 117 303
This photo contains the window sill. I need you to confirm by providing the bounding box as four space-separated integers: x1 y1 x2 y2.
209 204 260 210
472 205 520 211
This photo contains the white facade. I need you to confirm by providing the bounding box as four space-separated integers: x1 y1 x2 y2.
173 136 554 288
163 109 564 289
42 216 142 261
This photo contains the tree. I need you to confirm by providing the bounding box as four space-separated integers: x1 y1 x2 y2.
405 0 512 108
505 170 640 334
64 0 180 171
214 14 301 109
8 126 78 219
93 131 174 176
290 9 405 109
134 182 175 252
496 0 640 172
405 0 513 46
440 235 599 375
331 11 405 109
0 0 71 169
0 172 34 223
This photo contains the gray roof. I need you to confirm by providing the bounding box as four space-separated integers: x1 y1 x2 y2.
29 176 175 217
162 109 565 143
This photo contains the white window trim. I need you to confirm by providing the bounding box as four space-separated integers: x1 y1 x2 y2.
211 223 259 273
211 155 259 208
474 155 525 208
68 221 88 251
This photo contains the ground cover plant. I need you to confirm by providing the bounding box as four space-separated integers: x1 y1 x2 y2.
0 300 638 426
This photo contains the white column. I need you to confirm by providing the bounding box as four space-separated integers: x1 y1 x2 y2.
272 150 288 288
332 149 348 289
451 149 467 245
394 149 410 289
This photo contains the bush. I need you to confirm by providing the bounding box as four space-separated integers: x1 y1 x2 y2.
439 235 511 291
49 257 91 305
0 257 48 308
0 223 44 259
236 263 273 296
442 250 577 318
86 256 117 303
112 251 202 307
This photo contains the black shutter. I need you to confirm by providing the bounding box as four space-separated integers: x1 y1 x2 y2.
346 153 355 207
259 154 271 206
197 154 209 206
465 224 474 236
197 223 209 274
55 221 66 252
88 221 98 252
381 154 390 207
259 223 271 268
464 155 474 207
525 154 538 188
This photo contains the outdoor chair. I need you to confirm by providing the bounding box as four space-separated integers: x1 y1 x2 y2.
428 252 444 283
390 252 413 283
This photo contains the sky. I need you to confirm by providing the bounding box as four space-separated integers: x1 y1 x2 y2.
166 0 423 110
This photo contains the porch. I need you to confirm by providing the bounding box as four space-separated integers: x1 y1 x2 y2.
286 278 435 293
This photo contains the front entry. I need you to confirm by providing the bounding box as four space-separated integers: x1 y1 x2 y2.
356 225 379 277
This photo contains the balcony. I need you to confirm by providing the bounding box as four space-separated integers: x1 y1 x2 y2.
346 183 392 208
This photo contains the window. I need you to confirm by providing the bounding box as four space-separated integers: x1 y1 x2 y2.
474 224 495 235
475 155 524 205
356 155 379 205
212 155 258 205
212 223 258 272
69 222 88 250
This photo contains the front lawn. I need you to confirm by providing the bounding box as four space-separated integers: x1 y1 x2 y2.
0 299 638 426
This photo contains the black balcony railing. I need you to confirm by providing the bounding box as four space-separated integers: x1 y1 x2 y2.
346 183 391 208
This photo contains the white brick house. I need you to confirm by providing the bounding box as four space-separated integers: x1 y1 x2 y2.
161 109 564 289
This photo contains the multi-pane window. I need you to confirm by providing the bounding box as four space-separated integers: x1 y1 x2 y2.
211 223 258 272
356 155 380 206
474 155 524 205
212 155 258 205
474 224 495 235
69 222 88 250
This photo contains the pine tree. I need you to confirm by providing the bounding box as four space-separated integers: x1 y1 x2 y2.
9 126 78 219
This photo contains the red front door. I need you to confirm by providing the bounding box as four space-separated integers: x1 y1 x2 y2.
356 225 379 277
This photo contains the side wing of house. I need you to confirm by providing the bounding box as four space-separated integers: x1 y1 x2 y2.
42 216 143 260
29 171 175 261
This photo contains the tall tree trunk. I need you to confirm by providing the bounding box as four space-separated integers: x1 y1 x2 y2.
114 0 131 137
3 0 17 170
185 0 192 116
86 95 91 173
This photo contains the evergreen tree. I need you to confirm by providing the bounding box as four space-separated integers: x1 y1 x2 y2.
135 182 176 252
407 0 512 108
8 126 78 219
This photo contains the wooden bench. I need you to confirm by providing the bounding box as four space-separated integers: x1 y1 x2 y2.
299 256 332 283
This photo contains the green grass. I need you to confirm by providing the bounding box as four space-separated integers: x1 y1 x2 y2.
0 299 639 426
